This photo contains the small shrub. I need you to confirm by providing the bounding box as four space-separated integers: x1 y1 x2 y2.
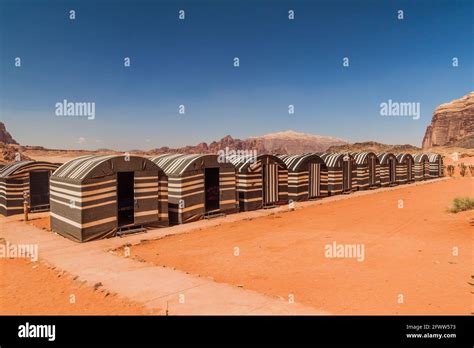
446 165 455 177
448 197 474 213
458 163 467 177
469 165 474 176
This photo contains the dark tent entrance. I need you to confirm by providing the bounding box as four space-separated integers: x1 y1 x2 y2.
204 167 220 213
407 160 413 181
342 159 352 192
308 163 321 198
388 158 397 185
29 171 50 211
368 157 377 186
117 172 135 227
263 163 279 206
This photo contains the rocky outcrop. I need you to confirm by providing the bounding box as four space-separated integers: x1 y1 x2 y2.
328 141 420 154
422 92 474 149
149 130 348 155
0 122 18 145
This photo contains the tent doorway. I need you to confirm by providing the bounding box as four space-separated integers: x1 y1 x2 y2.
29 171 50 209
342 159 351 191
368 157 376 186
388 158 397 184
117 172 134 227
308 163 321 198
263 163 278 205
205 168 220 213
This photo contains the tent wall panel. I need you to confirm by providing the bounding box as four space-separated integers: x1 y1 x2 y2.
229 154 288 211
351 152 380 190
320 153 356 196
151 154 238 224
428 153 443 178
278 154 328 201
413 154 430 181
395 153 415 184
50 155 168 242
0 161 60 216
378 153 398 187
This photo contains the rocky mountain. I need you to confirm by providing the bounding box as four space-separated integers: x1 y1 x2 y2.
328 141 420 154
422 92 474 149
0 122 18 145
149 130 349 155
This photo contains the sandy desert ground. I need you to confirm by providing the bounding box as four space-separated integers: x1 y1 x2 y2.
0 256 155 315
124 177 473 315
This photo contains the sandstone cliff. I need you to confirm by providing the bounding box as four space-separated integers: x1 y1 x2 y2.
0 122 18 145
422 92 474 149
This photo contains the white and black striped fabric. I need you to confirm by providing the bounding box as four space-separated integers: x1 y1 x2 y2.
150 154 238 223
50 155 168 242
226 154 288 211
0 161 60 216
278 154 328 200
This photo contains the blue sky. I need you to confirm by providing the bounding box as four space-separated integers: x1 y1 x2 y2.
0 0 472 150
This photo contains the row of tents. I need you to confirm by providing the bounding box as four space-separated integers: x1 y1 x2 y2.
0 152 443 242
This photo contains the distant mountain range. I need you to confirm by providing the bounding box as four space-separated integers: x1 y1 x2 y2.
148 130 348 155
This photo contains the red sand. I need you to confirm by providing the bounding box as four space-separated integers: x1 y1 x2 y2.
0 257 156 315
128 178 473 315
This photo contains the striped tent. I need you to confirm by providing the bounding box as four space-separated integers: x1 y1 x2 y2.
228 154 288 211
395 153 415 184
351 152 380 190
377 153 398 187
320 153 356 195
150 154 238 224
427 153 443 178
413 153 430 181
278 154 328 201
50 155 168 242
0 161 60 216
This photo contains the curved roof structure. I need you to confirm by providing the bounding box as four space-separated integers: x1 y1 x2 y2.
0 161 59 179
377 153 397 165
52 155 161 183
413 153 429 163
277 154 326 172
227 154 286 173
150 153 235 176
427 153 442 162
351 152 378 165
395 153 414 163
320 153 350 167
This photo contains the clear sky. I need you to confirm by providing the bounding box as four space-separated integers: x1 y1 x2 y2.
0 0 472 150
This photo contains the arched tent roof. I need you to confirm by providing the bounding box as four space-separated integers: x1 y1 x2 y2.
52 155 162 183
0 161 59 179
413 153 429 163
351 152 378 165
427 153 442 163
277 154 326 172
227 154 286 173
150 153 234 176
377 153 397 165
395 153 414 163
320 153 350 168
